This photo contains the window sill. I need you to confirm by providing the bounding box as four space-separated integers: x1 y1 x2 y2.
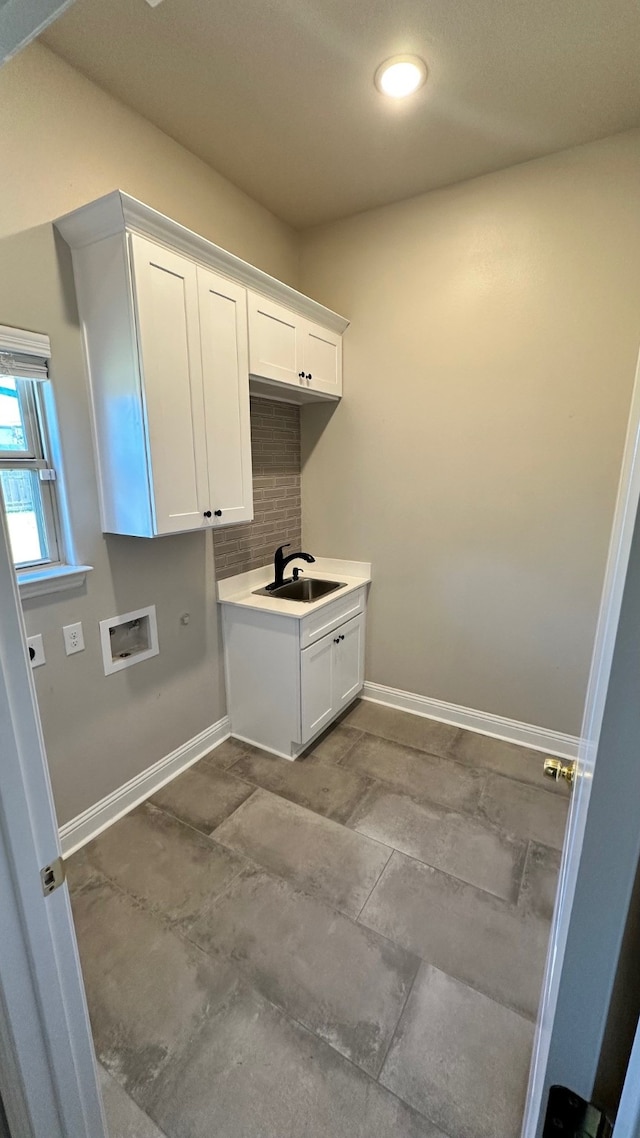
18 564 93 600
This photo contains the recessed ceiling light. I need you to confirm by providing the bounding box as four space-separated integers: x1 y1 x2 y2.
374 55 428 99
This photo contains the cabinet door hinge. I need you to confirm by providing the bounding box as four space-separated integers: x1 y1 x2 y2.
38 468 57 482
40 856 66 897
544 1086 613 1137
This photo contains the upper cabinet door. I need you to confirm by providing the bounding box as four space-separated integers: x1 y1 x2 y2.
247 292 303 387
302 321 343 397
197 268 253 526
129 234 210 534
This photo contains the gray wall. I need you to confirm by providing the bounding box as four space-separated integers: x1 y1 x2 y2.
3 38 640 828
0 43 298 280
300 129 640 735
213 396 301 579
0 45 298 827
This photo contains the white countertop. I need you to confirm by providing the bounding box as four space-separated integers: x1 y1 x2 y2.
216 557 371 618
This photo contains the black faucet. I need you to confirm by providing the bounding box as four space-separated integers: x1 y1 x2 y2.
270 543 316 589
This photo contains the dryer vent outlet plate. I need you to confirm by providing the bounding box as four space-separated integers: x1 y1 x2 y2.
99 605 159 675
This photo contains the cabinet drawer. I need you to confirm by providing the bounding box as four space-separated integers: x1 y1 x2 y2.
299 587 365 649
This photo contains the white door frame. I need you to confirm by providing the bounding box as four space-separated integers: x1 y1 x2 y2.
524 345 640 1137
0 505 106 1138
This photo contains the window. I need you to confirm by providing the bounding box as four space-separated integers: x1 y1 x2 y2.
0 326 91 597
0 376 61 569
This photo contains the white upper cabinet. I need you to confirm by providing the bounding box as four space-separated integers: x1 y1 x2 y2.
132 246 254 532
248 291 343 400
130 235 210 534
197 267 253 526
129 238 255 534
301 320 342 397
247 294 303 387
65 227 254 537
54 190 348 535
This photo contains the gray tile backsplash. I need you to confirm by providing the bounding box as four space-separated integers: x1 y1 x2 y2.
213 396 301 580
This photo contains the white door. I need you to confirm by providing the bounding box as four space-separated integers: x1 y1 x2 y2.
247 292 303 388
524 346 640 1137
334 613 365 710
0 507 107 1138
300 631 336 740
197 268 253 526
130 234 210 535
302 321 343 397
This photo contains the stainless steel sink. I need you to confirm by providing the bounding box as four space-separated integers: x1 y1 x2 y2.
253 578 347 602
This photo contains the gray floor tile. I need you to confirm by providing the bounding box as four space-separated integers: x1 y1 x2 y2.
73 712 569 1138
188 865 419 1076
478 773 570 849
144 982 445 1138
338 733 485 814
359 850 550 1019
349 787 527 901
380 963 534 1138
73 879 240 1100
228 744 372 823
82 802 246 927
212 789 392 918
519 842 562 920
66 846 103 894
99 1065 167 1138
149 761 254 834
341 700 461 757
201 736 251 770
300 723 364 765
451 730 567 792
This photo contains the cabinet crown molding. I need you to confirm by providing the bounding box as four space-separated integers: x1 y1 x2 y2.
54 191 349 335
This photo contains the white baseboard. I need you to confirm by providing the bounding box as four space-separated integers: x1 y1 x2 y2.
361 682 580 761
59 716 231 857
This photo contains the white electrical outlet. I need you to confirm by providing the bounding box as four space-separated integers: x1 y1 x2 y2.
27 634 45 667
63 622 85 656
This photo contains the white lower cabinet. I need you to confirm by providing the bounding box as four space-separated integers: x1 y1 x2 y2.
301 614 365 739
222 587 366 759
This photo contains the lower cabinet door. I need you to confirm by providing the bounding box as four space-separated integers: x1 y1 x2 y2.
300 630 336 741
334 613 365 711
300 612 365 743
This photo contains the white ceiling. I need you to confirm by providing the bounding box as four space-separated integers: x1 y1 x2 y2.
41 0 640 229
